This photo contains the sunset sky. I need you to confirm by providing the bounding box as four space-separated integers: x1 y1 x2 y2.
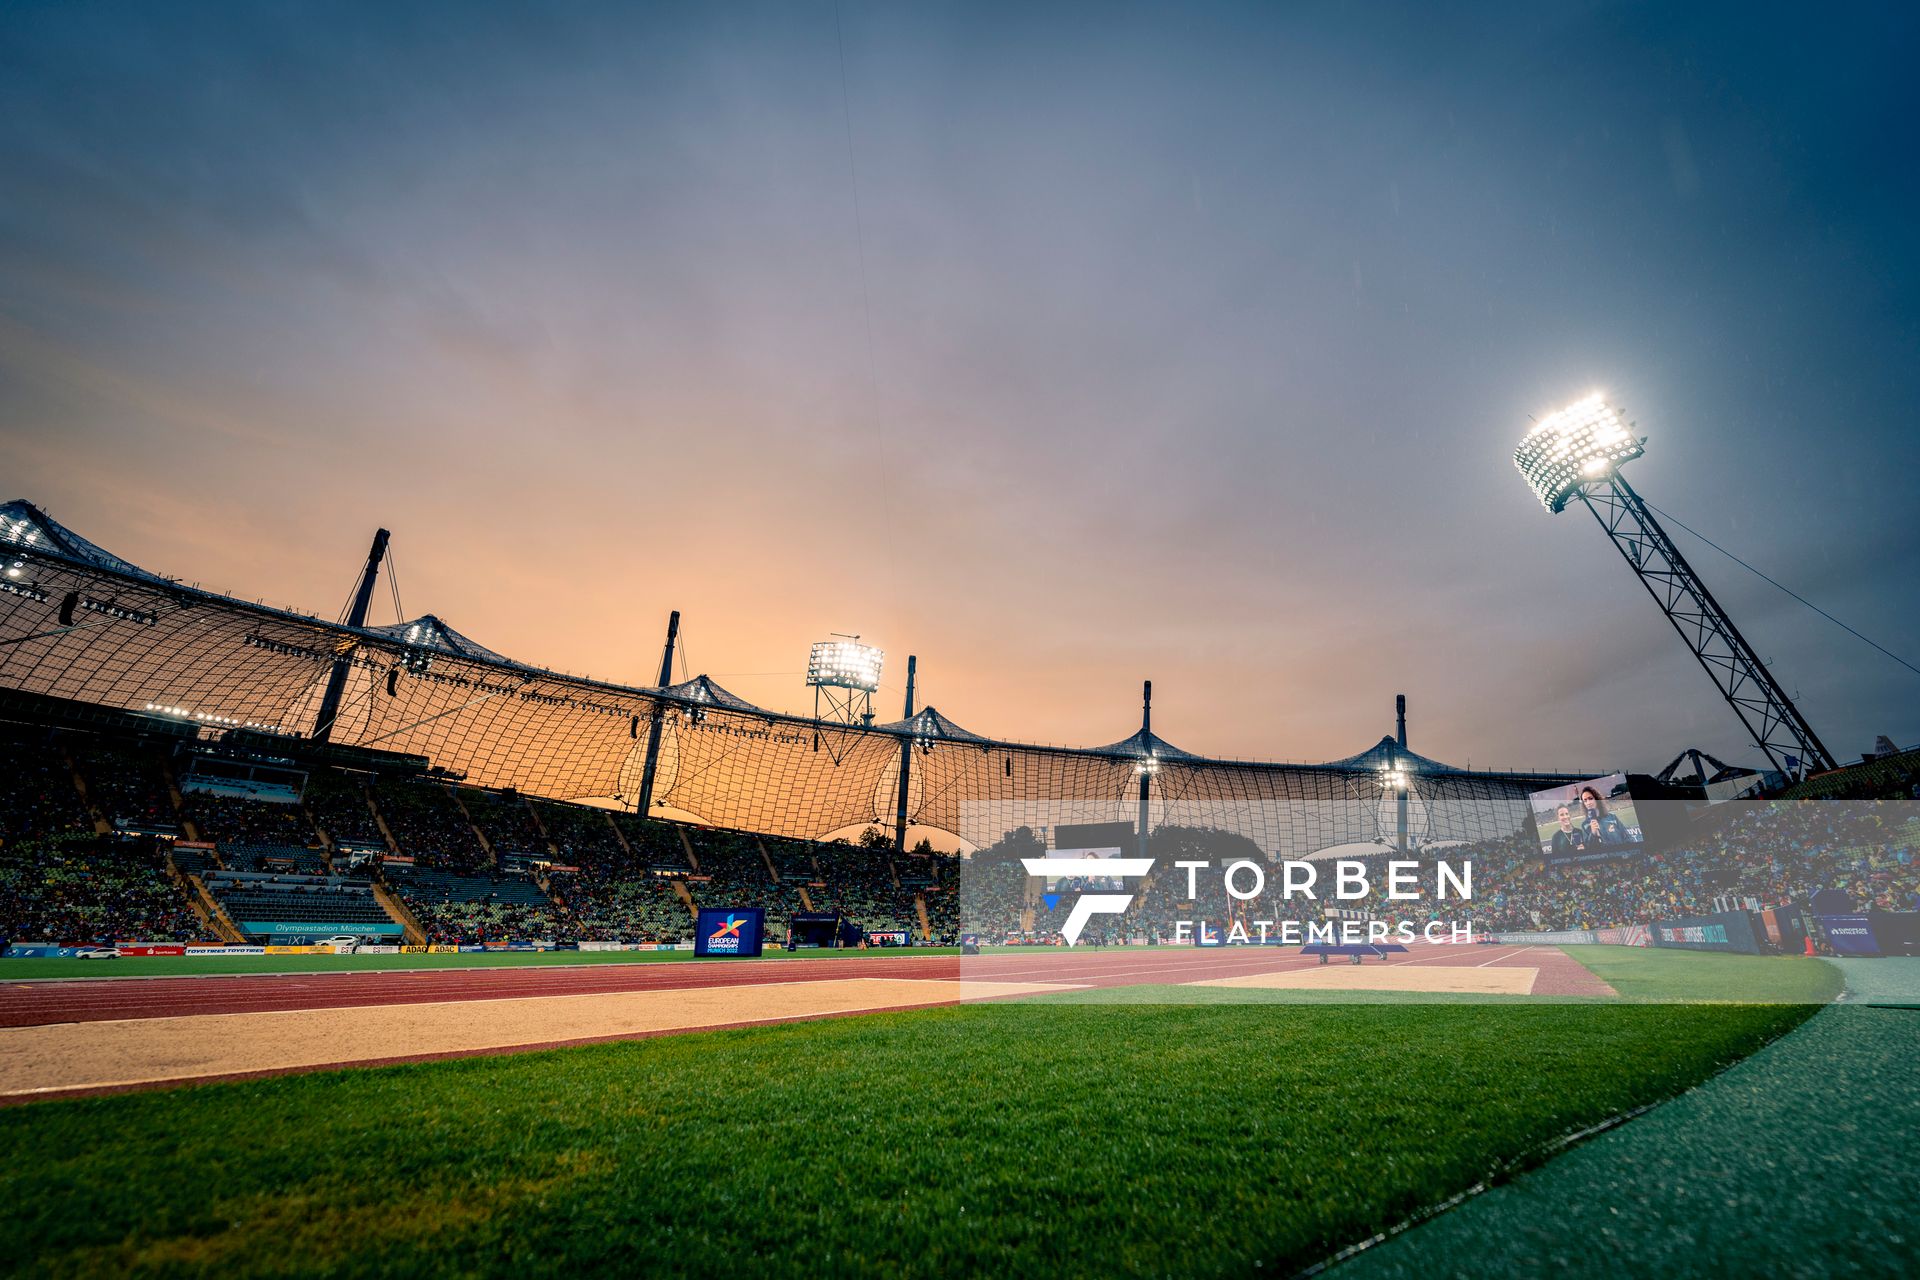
4 1 1916 772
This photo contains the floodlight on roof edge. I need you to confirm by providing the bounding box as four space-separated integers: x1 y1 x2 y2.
808 635 883 729
1514 391 1835 779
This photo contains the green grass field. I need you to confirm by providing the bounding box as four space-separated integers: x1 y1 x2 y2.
0 948 1838 1278
0 946 959 980
1025 944 1842 1006
1345 971 1920 1276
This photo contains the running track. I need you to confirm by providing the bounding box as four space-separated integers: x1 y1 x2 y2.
0 944 1609 1028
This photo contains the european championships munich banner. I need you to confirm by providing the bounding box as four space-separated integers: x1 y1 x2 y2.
693 907 765 958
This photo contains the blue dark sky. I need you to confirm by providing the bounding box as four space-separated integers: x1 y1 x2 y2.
2 1 1916 770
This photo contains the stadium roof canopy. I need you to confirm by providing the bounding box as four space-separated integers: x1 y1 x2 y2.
0 499 1594 853
364 616 511 666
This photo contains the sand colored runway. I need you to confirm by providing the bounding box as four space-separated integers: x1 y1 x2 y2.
1188 965 1541 995
0 977 1073 1100
0 944 1615 1101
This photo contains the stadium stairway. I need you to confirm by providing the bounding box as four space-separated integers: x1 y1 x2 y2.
367 794 405 857
914 893 932 942
162 848 220 939
518 794 565 860
59 743 115 836
446 787 499 868
158 756 203 842
668 877 698 920
604 812 637 860
753 836 779 884
370 879 428 946
301 801 338 872
178 866 247 944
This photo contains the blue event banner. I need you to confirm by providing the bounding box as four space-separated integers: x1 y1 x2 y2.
694 907 765 958
1818 914 1880 956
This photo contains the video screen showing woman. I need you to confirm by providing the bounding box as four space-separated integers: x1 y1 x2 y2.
1529 773 1644 859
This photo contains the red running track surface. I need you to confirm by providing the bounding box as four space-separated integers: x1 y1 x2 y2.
0 944 1609 1028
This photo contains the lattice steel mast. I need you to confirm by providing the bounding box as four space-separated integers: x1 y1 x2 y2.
1515 395 1836 778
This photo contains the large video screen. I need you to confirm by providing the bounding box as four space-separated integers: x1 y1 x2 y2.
1529 773 1644 858
1044 847 1127 892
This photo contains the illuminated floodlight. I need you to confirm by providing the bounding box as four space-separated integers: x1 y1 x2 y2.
807 638 883 693
1513 393 1644 512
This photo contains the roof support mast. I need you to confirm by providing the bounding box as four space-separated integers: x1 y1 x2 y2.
1395 693 1410 853
635 610 679 818
893 655 916 851
1136 680 1153 864
311 528 389 742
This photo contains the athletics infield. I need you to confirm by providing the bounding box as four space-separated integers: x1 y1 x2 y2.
0 944 1610 1101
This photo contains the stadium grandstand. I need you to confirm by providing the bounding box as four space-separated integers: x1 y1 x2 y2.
0 498 1587 858
6 497 1917 953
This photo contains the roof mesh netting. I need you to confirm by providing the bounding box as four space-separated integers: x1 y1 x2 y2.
0 499 1589 853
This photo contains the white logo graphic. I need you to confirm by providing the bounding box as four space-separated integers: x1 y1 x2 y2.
1019 856 1155 945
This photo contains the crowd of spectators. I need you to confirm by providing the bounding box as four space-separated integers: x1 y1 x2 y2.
1785 748 1920 802
533 800 627 865
0 738 95 848
1469 802 1920 931
792 830 924 934
951 803 1920 943
550 866 691 942
685 831 803 930
372 780 489 873
462 788 548 862
10 725 1914 951
304 768 387 848
535 809 695 942
183 791 321 849
75 743 178 833
0 833 202 943
906 849 959 940
959 828 1043 938
386 866 570 944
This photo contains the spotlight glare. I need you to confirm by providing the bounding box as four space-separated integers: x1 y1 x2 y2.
806 639 883 693
1513 392 1644 512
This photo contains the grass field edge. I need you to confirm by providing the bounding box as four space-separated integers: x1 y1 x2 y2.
1295 993 1829 1279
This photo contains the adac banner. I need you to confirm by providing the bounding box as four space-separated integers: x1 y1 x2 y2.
695 907 765 958
1817 914 1880 956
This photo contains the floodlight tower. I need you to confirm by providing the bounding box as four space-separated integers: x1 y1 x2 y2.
1514 394 1836 779
807 635 883 726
